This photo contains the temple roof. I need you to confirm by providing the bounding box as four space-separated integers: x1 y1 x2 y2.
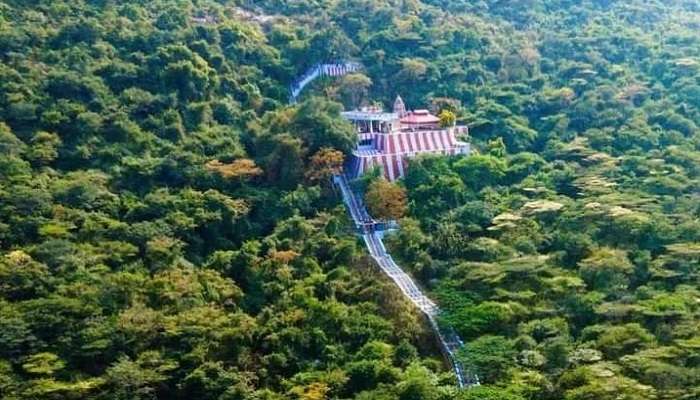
400 109 440 124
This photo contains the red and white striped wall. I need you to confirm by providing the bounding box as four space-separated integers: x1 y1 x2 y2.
349 126 470 181
374 129 460 154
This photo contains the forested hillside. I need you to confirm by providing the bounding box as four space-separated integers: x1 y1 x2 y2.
1 0 699 399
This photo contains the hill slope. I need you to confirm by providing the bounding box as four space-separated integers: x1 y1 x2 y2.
1 0 699 399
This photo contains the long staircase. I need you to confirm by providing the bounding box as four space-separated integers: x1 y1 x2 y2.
289 62 361 103
333 174 479 388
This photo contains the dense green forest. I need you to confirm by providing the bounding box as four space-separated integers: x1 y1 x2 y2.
1 0 699 399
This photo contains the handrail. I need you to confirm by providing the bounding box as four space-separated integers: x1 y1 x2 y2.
333 173 480 388
289 61 361 103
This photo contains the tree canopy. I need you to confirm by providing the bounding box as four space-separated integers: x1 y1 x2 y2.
1 0 700 398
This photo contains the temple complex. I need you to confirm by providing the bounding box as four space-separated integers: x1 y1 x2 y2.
342 96 470 181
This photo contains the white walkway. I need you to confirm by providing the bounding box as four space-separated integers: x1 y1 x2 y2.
289 62 361 102
333 174 479 388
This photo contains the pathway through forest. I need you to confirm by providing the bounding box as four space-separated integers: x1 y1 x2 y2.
334 174 479 388
288 63 478 388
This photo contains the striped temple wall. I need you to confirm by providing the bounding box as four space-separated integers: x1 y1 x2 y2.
349 126 470 181
374 127 467 153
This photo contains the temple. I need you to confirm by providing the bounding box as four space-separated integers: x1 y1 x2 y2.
342 96 470 181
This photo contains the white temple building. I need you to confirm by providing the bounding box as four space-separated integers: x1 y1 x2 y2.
342 96 470 181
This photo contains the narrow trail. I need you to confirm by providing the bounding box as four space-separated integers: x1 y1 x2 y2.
334 174 480 388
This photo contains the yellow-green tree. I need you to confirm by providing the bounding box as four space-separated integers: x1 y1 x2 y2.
206 159 263 181
338 73 372 108
438 110 456 128
305 147 345 184
365 179 408 220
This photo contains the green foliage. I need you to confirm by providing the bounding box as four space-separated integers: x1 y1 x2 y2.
326 1 700 396
453 155 507 191
1 0 700 398
459 335 517 383
0 1 447 398
21 353 65 376
458 386 525 400
578 248 634 294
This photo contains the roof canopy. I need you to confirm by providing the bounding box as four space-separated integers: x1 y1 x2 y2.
400 109 440 124
341 111 399 122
